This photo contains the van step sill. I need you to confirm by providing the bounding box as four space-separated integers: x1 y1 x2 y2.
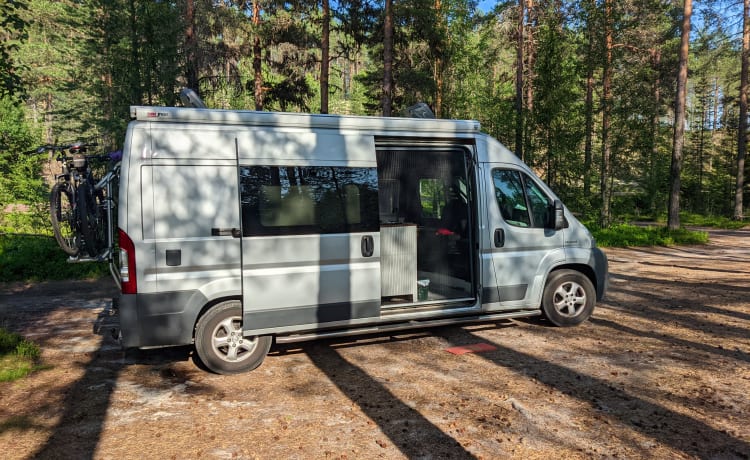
274 309 541 344
380 297 476 315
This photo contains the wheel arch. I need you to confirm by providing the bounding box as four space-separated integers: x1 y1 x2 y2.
548 263 598 299
193 295 242 340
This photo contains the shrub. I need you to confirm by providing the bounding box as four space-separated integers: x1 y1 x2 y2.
0 328 42 382
0 233 108 282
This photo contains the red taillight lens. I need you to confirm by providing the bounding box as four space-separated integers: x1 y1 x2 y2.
118 228 137 294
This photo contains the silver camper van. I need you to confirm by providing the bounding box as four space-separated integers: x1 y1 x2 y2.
116 106 608 374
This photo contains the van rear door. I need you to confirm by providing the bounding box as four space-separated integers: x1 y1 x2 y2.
236 131 381 334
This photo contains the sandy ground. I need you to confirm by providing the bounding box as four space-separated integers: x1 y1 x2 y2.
0 228 748 459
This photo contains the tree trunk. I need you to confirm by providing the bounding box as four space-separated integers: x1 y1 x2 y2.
320 0 330 114
525 0 535 115
668 0 692 230
649 49 661 218
433 0 443 118
129 0 141 104
383 0 394 116
185 0 199 94
600 0 613 227
514 0 524 158
523 0 536 162
735 0 749 220
583 1 595 202
252 0 264 111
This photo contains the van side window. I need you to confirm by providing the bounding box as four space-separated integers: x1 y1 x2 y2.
492 169 551 228
240 166 379 236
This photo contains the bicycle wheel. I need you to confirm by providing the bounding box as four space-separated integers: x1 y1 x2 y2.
77 182 106 257
49 182 79 256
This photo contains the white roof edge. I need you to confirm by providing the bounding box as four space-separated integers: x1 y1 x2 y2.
130 106 481 134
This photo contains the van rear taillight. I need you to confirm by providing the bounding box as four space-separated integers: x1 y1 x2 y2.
118 228 137 294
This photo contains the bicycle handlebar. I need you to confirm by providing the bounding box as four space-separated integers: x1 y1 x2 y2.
27 142 99 155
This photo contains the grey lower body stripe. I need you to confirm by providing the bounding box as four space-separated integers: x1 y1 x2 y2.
244 300 381 330
482 285 527 303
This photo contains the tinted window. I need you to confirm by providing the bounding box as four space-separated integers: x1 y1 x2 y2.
492 169 551 228
240 166 379 236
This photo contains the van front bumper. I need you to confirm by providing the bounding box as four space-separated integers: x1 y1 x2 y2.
592 247 609 301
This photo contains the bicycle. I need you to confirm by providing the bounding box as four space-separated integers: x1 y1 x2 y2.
38 142 120 259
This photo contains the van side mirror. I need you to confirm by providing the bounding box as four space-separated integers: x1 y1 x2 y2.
549 200 565 231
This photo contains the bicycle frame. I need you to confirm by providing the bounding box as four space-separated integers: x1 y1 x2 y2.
43 142 120 265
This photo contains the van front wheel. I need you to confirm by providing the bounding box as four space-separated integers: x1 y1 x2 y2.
194 301 271 374
541 270 595 327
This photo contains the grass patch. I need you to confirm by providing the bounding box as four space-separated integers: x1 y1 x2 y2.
679 212 750 230
592 224 709 248
0 233 108 282
0 328 42 382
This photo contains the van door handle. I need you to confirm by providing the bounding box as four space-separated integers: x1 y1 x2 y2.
361 235 374 257
212 227 241 238
494 228 505 248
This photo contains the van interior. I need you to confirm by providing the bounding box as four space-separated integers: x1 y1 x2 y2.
376 145 476 309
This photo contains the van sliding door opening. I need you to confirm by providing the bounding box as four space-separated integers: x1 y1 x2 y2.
375 145 476 308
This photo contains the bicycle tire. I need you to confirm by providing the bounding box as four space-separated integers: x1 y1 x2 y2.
49 182 79 256
77 181 106 257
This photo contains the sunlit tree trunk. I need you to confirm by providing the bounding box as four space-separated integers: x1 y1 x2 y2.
523 0 536 162
252 0 263 111
129 0 141 104
668 0 692 230
433 0 444 118
383 0 394 116
320 0 330 114
514 0 524 158
735 0 749 220
600 0 613 227
185 0 198 94
649 48 662 218
583 0 595 202
525 0 535 116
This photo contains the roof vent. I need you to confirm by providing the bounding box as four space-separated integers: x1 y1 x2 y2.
403 102 435 119
179 87 207 109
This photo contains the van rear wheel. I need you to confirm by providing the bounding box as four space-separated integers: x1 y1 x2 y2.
541 270 595 327
194 301 271 374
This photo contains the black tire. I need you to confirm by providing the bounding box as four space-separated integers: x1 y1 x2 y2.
541 269 595 327
194 301 272 375
77 182 106 257
49 182 79 256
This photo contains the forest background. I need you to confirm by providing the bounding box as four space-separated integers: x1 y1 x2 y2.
1 0 749 244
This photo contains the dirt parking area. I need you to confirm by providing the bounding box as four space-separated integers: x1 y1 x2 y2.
0 228 749 459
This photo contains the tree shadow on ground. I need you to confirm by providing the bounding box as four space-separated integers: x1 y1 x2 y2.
32 301 123 459
304 340 476 459
431 326 750 459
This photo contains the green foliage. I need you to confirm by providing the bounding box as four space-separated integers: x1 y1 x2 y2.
0 234 108 282
0 0 746 243
591 224 709 248
0 95 43 208
0 328 41 382
0 0 28 97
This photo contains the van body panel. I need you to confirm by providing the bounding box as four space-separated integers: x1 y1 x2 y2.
240 233 382 333
124 125 157 295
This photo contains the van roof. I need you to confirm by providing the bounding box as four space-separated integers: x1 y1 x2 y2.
130 106 482 134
